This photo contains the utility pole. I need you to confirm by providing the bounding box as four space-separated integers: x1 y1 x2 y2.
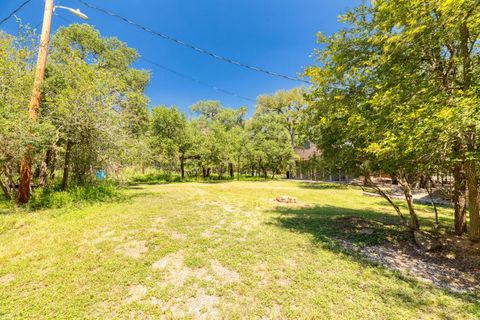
17 0 55 204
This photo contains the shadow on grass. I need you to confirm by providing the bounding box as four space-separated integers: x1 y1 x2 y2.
297 181 350 190
272 204 406 247
271 204 479 304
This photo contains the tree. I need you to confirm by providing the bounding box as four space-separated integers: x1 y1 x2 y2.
151 106 194 179
256 88 306 178
0 27 54 200
248 113 294 179
190 101 248 178
43 24 150 189
304 1 480 232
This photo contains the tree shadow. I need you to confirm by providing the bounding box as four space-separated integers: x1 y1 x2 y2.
270 204 479 304
272 204 405 247
297 181 350 190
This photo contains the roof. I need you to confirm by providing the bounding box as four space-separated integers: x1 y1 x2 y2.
294 143 319 160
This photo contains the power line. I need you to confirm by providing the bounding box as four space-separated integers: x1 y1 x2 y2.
0 0 33 26
76 0 312 85
54 15 254 102
140 57 255 102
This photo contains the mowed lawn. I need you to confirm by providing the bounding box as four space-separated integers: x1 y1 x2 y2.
0 181 478 319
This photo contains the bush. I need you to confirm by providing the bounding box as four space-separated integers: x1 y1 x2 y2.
29 181 120 210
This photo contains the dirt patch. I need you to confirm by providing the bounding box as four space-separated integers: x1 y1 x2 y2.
125 284 147 304
151 251 213 287
221 204 238 213
260 303 283 319
153 216 166 226
151 252 241 288
333 216 387 230
339 239 480 293
275 195 297 203
170 231 188 241
210 260 240 283
0 273 15 285
115 240 148 259
201 220 226 238
152 251 185 270
272 197 311 208
167 289 220 319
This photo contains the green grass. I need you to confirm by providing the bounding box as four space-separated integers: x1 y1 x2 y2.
0 180 478 319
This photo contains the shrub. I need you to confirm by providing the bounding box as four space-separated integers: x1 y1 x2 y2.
29 181 120 210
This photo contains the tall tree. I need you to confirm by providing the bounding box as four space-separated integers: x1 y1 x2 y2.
256 88 306 178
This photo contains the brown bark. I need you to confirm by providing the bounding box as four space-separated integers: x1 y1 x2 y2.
38 149 53 187
465 128 480 240
460 21 480 240
17 147 33 204
180 156 185 179
228 162 234 178
452 161 467 235
399 175 420 230
0 168 11 201
425 176 439 228
365 176 407 225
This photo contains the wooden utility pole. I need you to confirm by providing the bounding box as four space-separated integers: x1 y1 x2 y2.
17 0 55 204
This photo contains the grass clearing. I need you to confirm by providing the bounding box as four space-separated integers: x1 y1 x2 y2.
0 180 478 319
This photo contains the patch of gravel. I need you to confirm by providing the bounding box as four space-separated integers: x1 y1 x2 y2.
115 240 148 259
338 240 480 293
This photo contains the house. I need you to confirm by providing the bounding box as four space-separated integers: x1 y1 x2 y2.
293 142 320 180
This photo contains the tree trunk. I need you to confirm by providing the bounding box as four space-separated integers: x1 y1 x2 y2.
48 148 56 182
228 163 234 178
460 21 480 240
61 140 72 191
452 161 467 235
365 176 406 224
17 147 33 204
180 156 185 179
0 172 11 201
288 129 295 179
39 149 53 187
465 128 480 240
425 176 439 228
399 175 420 230
237 157 241 181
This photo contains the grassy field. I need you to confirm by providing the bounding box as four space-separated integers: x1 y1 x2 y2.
0 180 478 319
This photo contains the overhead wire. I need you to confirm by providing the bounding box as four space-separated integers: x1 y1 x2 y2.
75 0 312 85
40 14 255 103
140 57 255 102
0 0 33 26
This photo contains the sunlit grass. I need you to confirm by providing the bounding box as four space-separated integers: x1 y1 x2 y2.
0 180 477 319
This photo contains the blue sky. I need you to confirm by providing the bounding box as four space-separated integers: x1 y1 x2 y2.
1 0 360 113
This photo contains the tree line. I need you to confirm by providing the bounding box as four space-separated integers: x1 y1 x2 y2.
0 23 306 203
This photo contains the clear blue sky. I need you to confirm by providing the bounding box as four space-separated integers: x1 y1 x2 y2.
1 0 360 113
